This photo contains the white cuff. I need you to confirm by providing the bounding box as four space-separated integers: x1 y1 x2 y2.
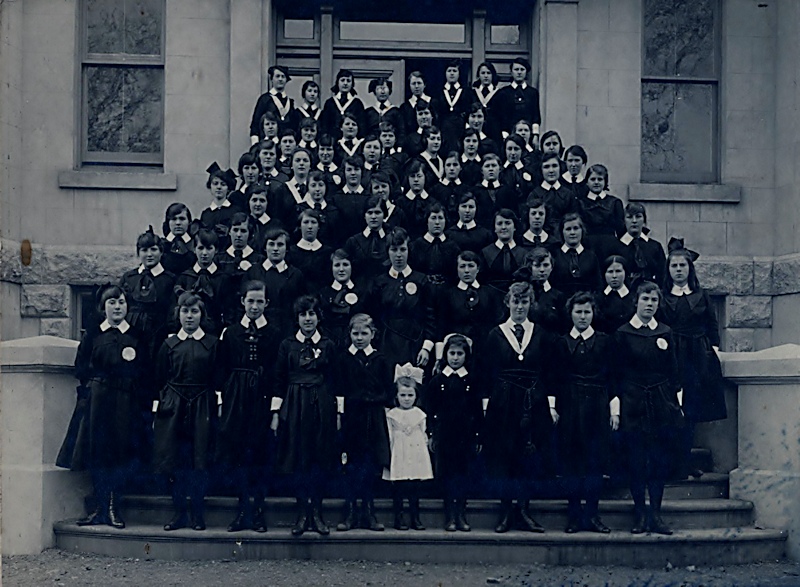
677 389 683 407
501 131 509 139
216 391 223 406
610 397 620 417
152 400 159 413
422 340 434 353
548 395 556 409
271 397 283 411
482 398 489 411
250 135 259 145
434 341 444 361
532 124 540 135
337 397 344 414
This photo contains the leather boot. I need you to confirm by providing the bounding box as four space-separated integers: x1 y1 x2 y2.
190 498 206 531
519 500 545 533
649 503 673 535
494 499 513 533
227 497 249 532
77 502 108 527
291 498 309 536
630 504 648 534
409 498 425 530
252 496 268 533
456 499 471 532
393 498 408 530
310 499 329 536
107 492 126 529
164 490 188 531
363 500 384 531
444 500 457 532
337 500 358 531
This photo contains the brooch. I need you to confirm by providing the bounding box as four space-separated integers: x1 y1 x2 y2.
121 347 137 361
656 338 669 350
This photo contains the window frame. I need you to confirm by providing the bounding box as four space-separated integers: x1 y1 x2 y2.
78 0 166 167
640 0 721 184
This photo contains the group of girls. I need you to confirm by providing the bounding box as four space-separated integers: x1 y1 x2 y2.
57 58 727 538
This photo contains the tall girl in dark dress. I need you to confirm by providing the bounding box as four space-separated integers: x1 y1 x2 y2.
199 163 240 246
173 229 225 335
613 282 683 535
529 152 576 236
363 77 403 138
552 292 617 534
271 295 338 536
161 203 195 276
335 313 393 532
595 255 635 334
471 61 501 139
343 196 390 284
550 213 603 297
481 281 556 533
561 145 589 200
321 69 365 139
153 291 219 531
318 249 369 349
659 238 726 478
480 208 527 294
578 164 626 264
216 280 282 533
57 286 145 529
288 208 333 293
617 202 666 290
426 334 483 532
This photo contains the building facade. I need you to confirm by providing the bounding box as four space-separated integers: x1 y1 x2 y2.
1 0 798 350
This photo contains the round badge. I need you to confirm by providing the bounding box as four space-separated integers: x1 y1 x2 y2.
122 347 136 361
656 338 669 350
344 292 358 305
518 354 524 361
523 172 532 182
405 282 418 295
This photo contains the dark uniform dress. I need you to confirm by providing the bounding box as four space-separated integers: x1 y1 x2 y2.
550 244 603 297
445 221 494 254
318 279 370 349
575 191 625 263
500 161 534 211
364 103 404 138
528 181 577 236
153 329 219 474
161 232 196 276
425 367 483 498
481 320 555 497
615 232 666 291
338 345 393 500
174 263 227 335
320 91 365 139
343 227 390 285
369 266 435 369
529 280 568 335
494 82 541 138
274 331 338 487
199 200 242 247
119 263 176 365
287 240 334 294
215 246 264 327
250 213 285 254
409 233 461 288
435 281 502 357
249 89 295 138
552 328 615 523
245 259 308 338
432 83 470 154
459 154 483 188
430 178 468 223
296 200 344 248
481 240 527 294
595 286 636 334
396 190 436 239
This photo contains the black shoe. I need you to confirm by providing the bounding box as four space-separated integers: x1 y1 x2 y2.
164 511 189 531
519 503 545 533
310 502 329 536
252 508 268 533
455 501 471 532
409 500 425 531
494 501 513 533
191 512 206 531
630 511 648 534
690 468 704 479
564 518 581 534
363 500 384 531
394 512 409 531
228 509 248 532
586 516 610 534
76 505 108 527
292 501 309 536
107 493 126 529
650 515 673 535
337 501 358 532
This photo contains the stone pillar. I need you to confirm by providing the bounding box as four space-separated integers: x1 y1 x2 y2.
229 0 270 163
724 344 800 559
540 0 579 144
1 336 89 555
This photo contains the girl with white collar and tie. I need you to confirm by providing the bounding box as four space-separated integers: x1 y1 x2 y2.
418 126 445 187
500 134 534 207
459 128 484 187
231 151 262 211
199 162 241 248
399 70 433 144
57 285 146 530
249 65 295 145
480 280 557 533
465 102 500 156
318 248 370 349
433 59 470 155
364 77 404 139
292 80 322 130
287 208 333 293
321 69 365 140
398 159 435 239
160 203 196 276
519 197 559 252
215 212 263 327
494 57 541 144
471 61 501 139
534 130 568 184
616 202 667 291
173 229 226 335
430 151 468 223
343 195 391 283
561 145 590 201
658 238 726 479
549 213 603 297
577 163 625 264
471 154 516 229
270 148 313 227
595 255 635 334
612 281 682 535
409 201 462 288
444 192 495 254
480 208 527 294
334 112 365 165
512 119 540 172
529 152 577 236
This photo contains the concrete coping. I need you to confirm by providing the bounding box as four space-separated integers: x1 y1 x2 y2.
1 335 78 369
721 344 800 384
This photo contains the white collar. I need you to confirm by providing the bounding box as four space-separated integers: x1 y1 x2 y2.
562 171 585 184
461 153 481 163
295 330 322 343
331 279 355 291
209 199 231 210
500 318 534 354
457 220 477 230
364 161 375 170
621 232 650 245
165 232 192 243
263 259 288 272
561 243 585 254
441 178 461 186
538 280 552 292
495 239 516 249
297 239 323 251
389 265 413 279
541 180 562 190
317 161 338 172
605 284 630 297
255 212 272 224
193 262 218 274
138 263 165 276
481 179 500 189
302 195 327 209
348 344 375 356
511 81 528 90
444 82 462 91
504 160 524 170
298 139 317 149
523 229 549 243
269 88 287 99
570 326 595 340
405 189 429 201
442 365 468 378
423 233 446 243
630 315 658 330
457 280 480 290
240 315 268 329
100 319 130 333
362 227 386 238
376 100 393 110
671 284 693 296
177 327 206 340
409 94 431 106
587 190 607 200
342 184 365 194
227 245 254 258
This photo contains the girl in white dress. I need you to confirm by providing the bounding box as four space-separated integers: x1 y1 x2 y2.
383 363 433 530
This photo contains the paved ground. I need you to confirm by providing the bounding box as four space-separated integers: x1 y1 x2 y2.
4 550 800 587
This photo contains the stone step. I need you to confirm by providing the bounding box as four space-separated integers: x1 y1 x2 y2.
53 523 786 567
115 495 753 532
608 473 729 500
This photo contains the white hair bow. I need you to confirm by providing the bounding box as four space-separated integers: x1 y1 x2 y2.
394 362 424 384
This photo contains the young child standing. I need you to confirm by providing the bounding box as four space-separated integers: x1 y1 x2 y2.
335 314 393 531
216 280 282 532
153 291 219 531
272 295 338 536
383 364 433 530
425 334 482 532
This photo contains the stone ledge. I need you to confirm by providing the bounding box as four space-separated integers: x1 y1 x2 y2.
0 335 78 368
721 344 800 383
772 254 800 295
58 170 178 191
628 183 742 203
696 257 754 296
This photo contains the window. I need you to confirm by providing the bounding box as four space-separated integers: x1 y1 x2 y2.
641 0 719 183
72 286 97 340
80 0 165 166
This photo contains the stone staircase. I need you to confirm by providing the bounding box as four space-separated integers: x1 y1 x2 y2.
54 449 787 567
